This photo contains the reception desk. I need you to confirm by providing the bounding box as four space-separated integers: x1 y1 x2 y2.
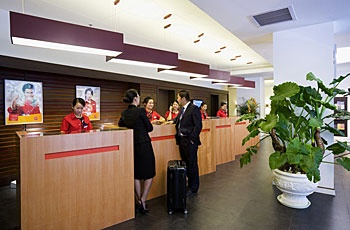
147 117 258 200
17 117 258 229
17 129 134 230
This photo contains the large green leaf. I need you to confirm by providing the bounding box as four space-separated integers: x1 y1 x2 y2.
336 157 350 170
309 117 323 128
327 141 350 154
269 151 287 169
259 114 277 132
271 82 300 101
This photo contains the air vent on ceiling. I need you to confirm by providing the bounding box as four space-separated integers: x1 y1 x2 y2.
251 6 296 27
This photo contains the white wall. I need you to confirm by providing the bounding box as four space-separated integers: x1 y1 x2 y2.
274 22 335 195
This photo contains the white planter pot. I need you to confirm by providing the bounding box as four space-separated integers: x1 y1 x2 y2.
272 169 318 209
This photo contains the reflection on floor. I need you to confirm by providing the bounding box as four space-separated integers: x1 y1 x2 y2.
1 138 349 230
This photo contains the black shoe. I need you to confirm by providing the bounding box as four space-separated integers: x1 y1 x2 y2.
186 190 197 197
138 200 149 213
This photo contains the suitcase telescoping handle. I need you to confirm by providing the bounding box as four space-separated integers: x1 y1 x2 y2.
168 160 186 169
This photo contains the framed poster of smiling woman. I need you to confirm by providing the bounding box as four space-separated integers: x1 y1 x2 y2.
5 79 43 125
76 85 100 121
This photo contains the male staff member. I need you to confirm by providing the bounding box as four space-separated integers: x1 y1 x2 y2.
174 90 202 194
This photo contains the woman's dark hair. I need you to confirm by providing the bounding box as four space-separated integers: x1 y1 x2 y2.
22 83 35 92
171 101 179 106
123 89 139 103
72 98 86 107
220 102 227 107
200 102 207 108
142 96 153 105
84 88 93 96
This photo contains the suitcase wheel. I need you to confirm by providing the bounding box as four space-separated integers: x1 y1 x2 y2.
168 210 173 215
184 209 188 215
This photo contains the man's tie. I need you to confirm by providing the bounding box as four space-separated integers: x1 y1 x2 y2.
179 107 185 120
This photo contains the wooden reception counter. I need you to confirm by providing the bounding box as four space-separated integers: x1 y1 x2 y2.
17 117 258 229
147 117 258 200
17 129 134 230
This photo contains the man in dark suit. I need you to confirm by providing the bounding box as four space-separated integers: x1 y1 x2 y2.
174 90 202 194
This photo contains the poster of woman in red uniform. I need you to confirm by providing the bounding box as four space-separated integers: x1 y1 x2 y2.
5 79 43 125
76 85 100 120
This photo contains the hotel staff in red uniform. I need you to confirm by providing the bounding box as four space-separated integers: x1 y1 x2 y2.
143 96 165 124
60 98 93 133
200 102 208 120
165 101 180 121
216 102 228 117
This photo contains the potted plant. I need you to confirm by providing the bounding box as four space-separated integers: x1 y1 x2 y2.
237 97 260 117
238 72 350 209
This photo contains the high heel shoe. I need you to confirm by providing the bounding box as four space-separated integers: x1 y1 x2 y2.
139 200 149 213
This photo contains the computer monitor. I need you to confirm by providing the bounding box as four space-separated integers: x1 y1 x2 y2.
192 99 203 108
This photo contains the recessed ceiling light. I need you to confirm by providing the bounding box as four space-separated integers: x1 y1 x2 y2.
164 13 172 19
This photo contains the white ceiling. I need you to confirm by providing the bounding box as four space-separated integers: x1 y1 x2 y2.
0 0 349 83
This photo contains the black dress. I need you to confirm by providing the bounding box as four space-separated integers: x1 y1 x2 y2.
118 105 156 180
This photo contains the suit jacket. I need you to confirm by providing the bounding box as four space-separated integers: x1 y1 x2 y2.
118 105 153 144
174 102 202 145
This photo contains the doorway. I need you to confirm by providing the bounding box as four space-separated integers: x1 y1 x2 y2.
158 89 176 117
210 94 219 117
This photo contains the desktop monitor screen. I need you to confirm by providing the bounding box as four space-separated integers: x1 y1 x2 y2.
192 99 203 108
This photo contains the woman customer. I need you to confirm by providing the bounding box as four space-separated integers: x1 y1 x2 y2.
118 89 156 213
60 98 93 133
143 96 165 124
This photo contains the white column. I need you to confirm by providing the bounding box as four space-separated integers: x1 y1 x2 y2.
273 22 336 195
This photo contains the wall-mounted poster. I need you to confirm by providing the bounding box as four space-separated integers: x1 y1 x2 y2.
4 79 43 125
76 85 100 120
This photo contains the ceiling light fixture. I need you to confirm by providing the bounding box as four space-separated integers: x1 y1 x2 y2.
164 24 171 29
191 69 230 82
212 75 245 85
227 78 255 88
158 59 209 78
107 43 178 69
198 33 204 37
164 13 172 19
9 11 123 56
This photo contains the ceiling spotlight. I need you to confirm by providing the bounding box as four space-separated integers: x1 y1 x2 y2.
246 62 253 64
198 33 204 37
230 58 236 61
220 46 226 50
215 50 221 54
194 39 200 43
164 24 171 29
164 13 172 19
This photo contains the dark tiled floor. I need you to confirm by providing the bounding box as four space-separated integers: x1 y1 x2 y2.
1 139 350 230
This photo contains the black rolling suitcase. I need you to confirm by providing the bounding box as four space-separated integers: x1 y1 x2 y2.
167 160 188 215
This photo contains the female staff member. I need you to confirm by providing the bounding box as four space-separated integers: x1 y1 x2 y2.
60 98 93 133
200 102 208 120
118 89 155 213
165 101 180 121
143 96 165 124
217 102 228 118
